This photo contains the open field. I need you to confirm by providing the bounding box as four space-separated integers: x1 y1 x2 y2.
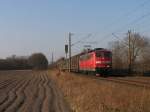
49 70 150 112
0 70 71 112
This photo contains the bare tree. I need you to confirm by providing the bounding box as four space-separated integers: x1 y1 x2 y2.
110 31 149 74
140 40 150 74
124 32 148 72
110 41 125 69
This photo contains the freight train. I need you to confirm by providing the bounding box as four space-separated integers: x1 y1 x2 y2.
57 48 112 76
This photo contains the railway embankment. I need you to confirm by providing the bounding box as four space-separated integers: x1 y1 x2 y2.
48 69 150 112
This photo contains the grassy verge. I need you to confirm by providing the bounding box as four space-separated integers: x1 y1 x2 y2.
48 70 150 112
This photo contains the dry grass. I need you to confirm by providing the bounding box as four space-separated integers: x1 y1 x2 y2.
48 70 150 112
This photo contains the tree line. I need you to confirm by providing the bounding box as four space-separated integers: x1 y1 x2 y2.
0 53 48 70
110 31 150 75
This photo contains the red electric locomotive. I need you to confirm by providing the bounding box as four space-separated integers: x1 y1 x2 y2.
79 48 112 76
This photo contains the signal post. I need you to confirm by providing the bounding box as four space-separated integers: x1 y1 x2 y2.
69 32 72 72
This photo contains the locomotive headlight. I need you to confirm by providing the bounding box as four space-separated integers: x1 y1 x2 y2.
96 61 101 64
107 65 110 67
96 61 111 64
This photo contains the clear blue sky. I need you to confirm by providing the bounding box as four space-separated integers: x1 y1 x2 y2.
0 0 150 61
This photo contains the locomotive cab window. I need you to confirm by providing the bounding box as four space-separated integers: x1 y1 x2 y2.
96 51 111 58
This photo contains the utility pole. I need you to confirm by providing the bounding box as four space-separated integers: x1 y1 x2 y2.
128 30 132 73
51 52 54 64
69 32 72 72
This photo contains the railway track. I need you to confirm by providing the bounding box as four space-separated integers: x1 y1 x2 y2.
99 77 150 89
76 73 150 89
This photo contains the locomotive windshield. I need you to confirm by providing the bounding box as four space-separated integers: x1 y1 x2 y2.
96 51 111 58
